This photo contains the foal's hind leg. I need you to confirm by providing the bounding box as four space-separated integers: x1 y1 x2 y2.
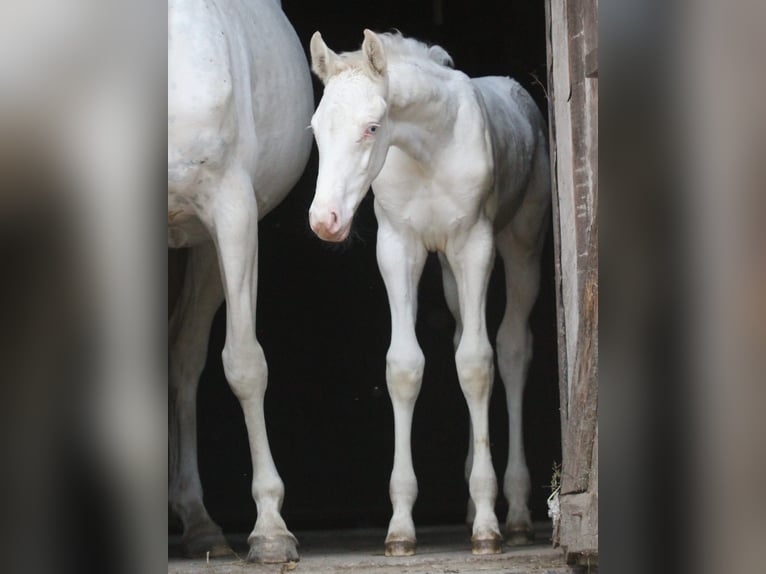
495 222 545 545
168 242 230 557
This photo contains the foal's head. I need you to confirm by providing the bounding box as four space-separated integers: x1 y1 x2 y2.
308 30 390 242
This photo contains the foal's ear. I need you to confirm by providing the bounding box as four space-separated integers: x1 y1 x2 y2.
310 31 341 84
362 29 387 78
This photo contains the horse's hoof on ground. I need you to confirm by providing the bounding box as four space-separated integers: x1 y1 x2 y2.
385 539 416 556
247 535 299 564
183 532 233 558
472 533 503 555
505 526 535 546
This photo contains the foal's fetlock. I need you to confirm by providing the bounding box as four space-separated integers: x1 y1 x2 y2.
385 513 417 556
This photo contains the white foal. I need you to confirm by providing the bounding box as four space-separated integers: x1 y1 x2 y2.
308 30 550 555
168 0 312 563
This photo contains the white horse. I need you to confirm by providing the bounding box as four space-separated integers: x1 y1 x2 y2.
168 0 312 563
308 30 550 555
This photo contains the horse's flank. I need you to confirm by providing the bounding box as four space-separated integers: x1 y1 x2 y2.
168 0 312 246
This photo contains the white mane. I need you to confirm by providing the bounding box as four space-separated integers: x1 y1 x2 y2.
339 31 454 70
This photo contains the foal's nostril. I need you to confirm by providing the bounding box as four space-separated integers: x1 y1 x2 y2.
308 205 343 239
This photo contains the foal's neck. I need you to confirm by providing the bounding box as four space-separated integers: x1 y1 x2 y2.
386 61 464 165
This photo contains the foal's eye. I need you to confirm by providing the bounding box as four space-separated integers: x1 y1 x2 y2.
365 124 379 137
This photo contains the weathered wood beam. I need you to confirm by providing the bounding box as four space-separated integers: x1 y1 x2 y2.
545 0 598 562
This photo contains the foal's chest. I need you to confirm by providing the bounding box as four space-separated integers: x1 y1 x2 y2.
374 178 489 251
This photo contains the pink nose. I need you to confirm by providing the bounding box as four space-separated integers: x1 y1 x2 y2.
310 208 346 241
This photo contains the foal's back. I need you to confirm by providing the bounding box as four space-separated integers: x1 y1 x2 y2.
471 76 549 234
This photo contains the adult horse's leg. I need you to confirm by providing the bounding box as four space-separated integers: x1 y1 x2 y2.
378 217 428 557
168 242 230 557
446 220 503 555
209 169 297 564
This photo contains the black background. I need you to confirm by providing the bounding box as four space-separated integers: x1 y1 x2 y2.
177 0 560 534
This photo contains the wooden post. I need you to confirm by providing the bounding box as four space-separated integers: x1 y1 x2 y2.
545 0 598 564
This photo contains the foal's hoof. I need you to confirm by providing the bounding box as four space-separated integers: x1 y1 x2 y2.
471 532 503 555
183 526 233 558
247 534 299 564
385 539 416 556
505 525 535 546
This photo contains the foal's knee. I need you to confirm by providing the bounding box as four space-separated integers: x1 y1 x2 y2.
455 341 494 401
222 339 268 401
386 347 424 402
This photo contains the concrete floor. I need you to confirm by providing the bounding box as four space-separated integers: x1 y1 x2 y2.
169 523 586 573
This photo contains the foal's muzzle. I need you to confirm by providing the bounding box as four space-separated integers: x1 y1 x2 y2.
309 204 351 242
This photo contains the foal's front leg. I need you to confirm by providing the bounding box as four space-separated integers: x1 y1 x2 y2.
376 217 427 557
446 219 503 554
208 170 297 563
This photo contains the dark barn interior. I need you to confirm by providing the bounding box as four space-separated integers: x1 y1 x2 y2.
170 0 560 539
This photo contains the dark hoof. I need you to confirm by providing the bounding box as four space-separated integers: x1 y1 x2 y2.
505 526 535 546
472 533 503 555
247 534 299 564
183 528 233 558
385 539 416 556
